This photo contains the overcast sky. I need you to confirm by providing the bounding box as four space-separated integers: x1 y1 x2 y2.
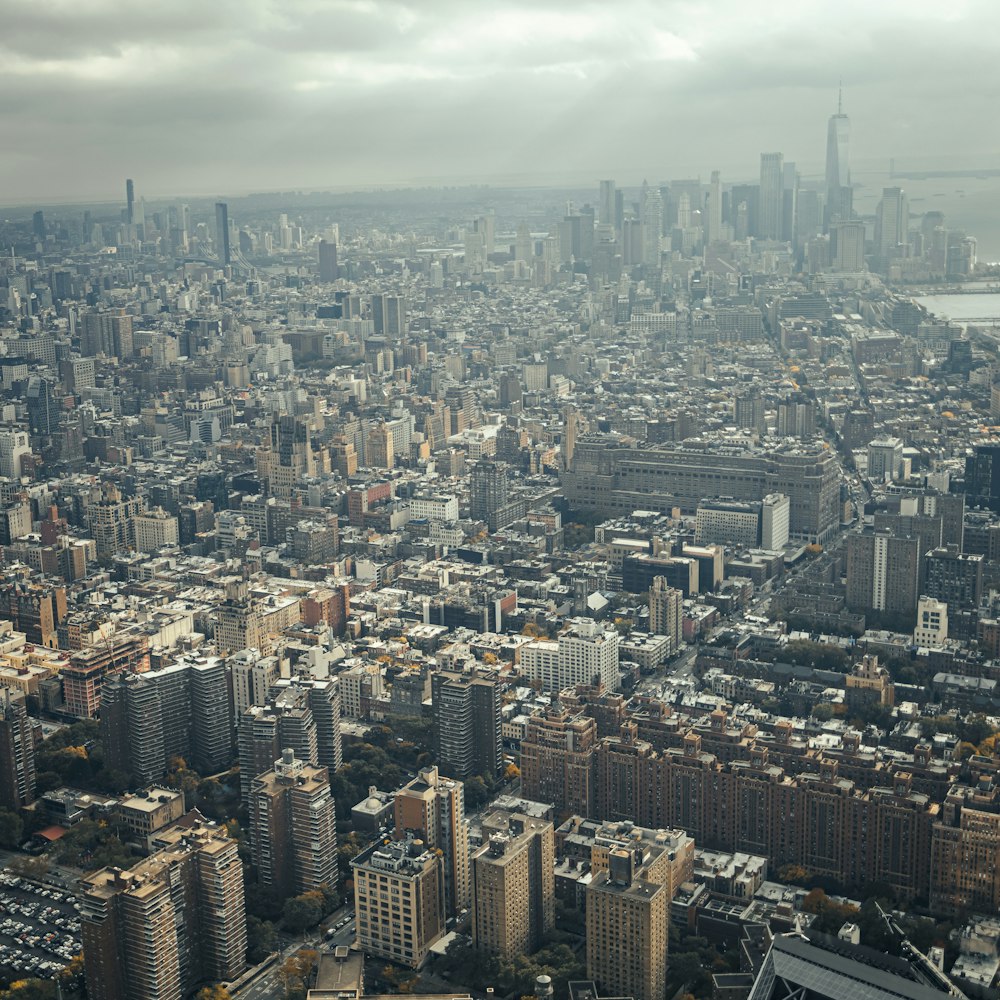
2 0 999 203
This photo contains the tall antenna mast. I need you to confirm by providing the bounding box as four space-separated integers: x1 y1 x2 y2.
838 79 843 115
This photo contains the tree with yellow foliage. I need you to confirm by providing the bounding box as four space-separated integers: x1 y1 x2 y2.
279 949 318 1000
0 981 57 999
195 986 233 1000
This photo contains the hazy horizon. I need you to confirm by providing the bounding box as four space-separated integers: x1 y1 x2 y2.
2 160 997 215
3 0 999 204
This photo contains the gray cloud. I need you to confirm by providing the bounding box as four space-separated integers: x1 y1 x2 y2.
1 0 998 202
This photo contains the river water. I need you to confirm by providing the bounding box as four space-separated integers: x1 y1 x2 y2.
913 293 1000 323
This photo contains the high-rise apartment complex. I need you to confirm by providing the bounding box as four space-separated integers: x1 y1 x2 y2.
924 546 983 637
876 186 909 264
89 482 143 560
134 507 179 553
213 580 301 657
101 671 169 786
81 309 133 359
229 647 281 717
26 375 59 436
238 684 320 803
707 170 723 243
366 421 394 469
734 388 766 435
179 657 233 774
470 459 508 522
472 811 554 957
640 182 662 266
598 180 616 228
521 708 597 817
80 819 246 1000
648 577 682 650
257 414 316 497
965 443 1000 513
832 220 865 271
586 847 668 1000
0 428 31 480
394 765 470 919
249 750 337 900
431 670 502 780
0 688 35 809
520 619 620 693
102 657 233 785
846 531 920 618
373 293 406 337
270 675 343 773
0 579 67 648
542 711 938 905
932 778 1000 915
318 238 339 282
587 820 694 901
868 436 904 482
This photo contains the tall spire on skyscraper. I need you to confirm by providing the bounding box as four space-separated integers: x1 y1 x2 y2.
825 85 851 229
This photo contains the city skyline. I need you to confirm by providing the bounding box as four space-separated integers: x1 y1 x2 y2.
4 5 1000 999
2 0 999 202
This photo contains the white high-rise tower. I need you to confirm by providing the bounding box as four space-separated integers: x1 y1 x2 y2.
825 86 851 227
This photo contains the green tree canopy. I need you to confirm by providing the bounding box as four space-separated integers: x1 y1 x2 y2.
283 892 324 932
0 808 24 849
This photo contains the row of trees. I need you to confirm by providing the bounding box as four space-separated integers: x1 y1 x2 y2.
769 639 850 672
919 712 998 748
811 699 894 731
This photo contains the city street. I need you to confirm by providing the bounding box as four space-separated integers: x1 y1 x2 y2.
234 903 354 1000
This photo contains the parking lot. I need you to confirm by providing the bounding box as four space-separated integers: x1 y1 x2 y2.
0 871 81 979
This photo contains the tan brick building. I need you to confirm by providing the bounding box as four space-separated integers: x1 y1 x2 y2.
520 707 597 818
586 848 668 1000
472 812 554 957
353 836 445 968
